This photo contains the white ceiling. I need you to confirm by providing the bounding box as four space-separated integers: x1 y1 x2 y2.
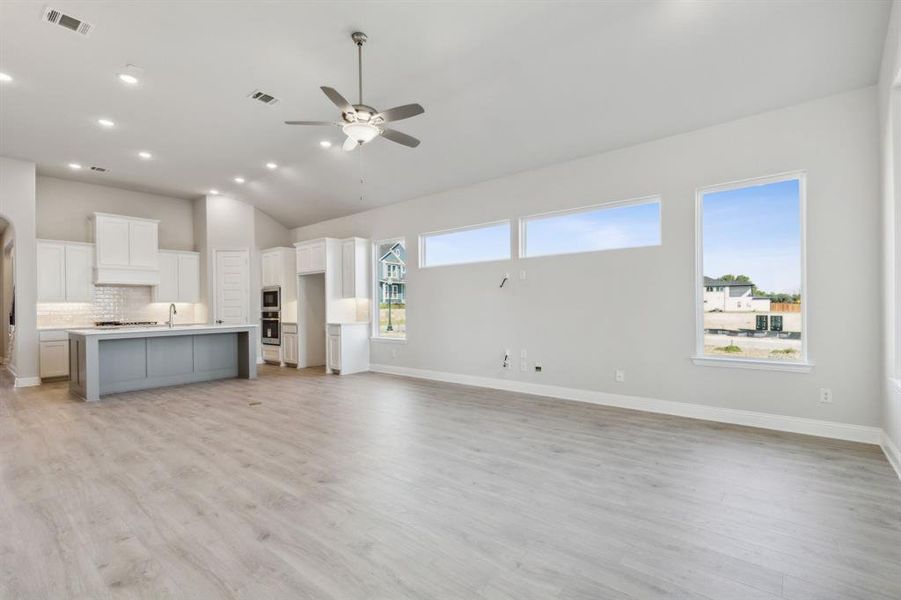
0 1 891 228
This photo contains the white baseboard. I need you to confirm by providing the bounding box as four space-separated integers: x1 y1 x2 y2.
14 376 41 388
368 364 882 445
881 431 901 481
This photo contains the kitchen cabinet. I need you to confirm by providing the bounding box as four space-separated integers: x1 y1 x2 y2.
296 239 326 274
37 240 93 302
153 250 200 303
341 237 369 299
282 323 298 365
92 212 160 285
39 330 70 379
326 322 369 375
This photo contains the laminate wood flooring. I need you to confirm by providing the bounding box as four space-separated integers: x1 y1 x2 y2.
1 365 899 599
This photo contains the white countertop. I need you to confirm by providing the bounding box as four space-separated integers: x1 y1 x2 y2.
67 324 258 337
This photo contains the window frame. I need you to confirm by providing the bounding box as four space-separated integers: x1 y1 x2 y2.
692 171 812 372
519 195 662 259
372 236 407 342
418 219 512 269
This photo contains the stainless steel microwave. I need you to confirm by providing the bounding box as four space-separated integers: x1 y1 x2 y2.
262 286 280 311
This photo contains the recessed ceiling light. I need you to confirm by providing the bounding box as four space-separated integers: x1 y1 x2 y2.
319 140 332 148
233 177 245 184
97 118 115 128
68 163 82 170
137 151 152 160
0 72 12 83
265 162 278 170
209 189 219 195
118 73 139 85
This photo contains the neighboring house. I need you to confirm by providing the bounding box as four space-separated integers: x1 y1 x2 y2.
378 242 406 304
702 276 771 312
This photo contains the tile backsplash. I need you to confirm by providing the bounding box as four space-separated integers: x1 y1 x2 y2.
37 286 199 328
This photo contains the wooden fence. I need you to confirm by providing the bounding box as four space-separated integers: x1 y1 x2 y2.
770 302 801 313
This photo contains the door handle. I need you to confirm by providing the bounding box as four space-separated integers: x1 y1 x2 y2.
216 319 224 324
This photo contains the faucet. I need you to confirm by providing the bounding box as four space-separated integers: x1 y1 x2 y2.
167 303 177 328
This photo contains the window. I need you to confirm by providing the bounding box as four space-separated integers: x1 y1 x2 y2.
696 173 807 368
374 238 406 339
521 198 660 258
419 221 511 268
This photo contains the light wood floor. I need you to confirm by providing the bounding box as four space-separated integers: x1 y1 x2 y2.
1 365 900 599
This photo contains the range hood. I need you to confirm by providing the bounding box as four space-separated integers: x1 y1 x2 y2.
91 212 160 286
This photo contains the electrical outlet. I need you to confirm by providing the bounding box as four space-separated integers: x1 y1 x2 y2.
819 388 833 404
534 363 542 373
391 348 397 358
520 270 527 280
520 349 527 358
615 369 625 383
520 360 527 372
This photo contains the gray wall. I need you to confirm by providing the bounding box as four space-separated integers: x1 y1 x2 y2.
0 156 38 381
294 87 883 428
36 176 195 250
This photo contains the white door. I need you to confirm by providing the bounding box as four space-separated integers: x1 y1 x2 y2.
64 244 93 302
177 253 200 302
128 221 158 268
156 252 179 302
214 250 250 325
36 241 66 302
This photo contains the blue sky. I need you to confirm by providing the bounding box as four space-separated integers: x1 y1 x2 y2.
424 222 511 266
703 178 801 293
525 201 660 257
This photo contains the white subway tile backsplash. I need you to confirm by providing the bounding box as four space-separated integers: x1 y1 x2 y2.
37 286 198 328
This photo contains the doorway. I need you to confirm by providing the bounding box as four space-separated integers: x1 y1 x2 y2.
298 272 326 368
0 218 14 368
214 250 250 325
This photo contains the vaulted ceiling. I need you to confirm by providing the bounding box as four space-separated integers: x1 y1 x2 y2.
0 1 891 227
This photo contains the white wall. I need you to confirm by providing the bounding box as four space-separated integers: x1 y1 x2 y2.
0 156 38 383
294 88 882 428
36 176 195 250
878 0 901 463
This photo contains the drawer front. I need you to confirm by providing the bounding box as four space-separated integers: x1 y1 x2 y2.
39 330 69 342
282 323 298 335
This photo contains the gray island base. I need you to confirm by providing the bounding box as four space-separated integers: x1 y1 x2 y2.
68 325 258 401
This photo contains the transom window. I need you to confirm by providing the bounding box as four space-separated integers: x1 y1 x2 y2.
419 221 511 268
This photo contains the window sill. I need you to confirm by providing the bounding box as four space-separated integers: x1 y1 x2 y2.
371 337 407 344
691 356 813 373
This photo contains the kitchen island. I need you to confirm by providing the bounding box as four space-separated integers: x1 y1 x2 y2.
68 324 258 401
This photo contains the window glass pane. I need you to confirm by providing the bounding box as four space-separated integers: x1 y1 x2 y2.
701 178 802 361
421 222 510 267
375 239 406 339
523 200 660 257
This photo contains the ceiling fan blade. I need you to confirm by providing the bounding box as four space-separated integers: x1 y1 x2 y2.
321 86 355 114
343 136 359 152
380 128 421 148
375 103 424 122
284 120 338 126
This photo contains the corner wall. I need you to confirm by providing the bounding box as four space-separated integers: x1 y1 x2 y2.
294 87 883 432
0 156 38 383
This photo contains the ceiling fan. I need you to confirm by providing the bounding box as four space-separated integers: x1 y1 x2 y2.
285 32 424 151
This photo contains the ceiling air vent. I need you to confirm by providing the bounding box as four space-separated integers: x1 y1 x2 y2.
42 6 93 36
248 89 279 105
90 166 107 173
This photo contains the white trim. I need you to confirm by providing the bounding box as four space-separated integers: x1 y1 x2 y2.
15 376 41 388
368 364 880 444
690 355 813 373
694 171 808 365
880 430 901 481
418 219 512 269
371 337 406 344
519 195 662 259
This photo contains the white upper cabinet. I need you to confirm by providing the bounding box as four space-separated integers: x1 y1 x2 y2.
153 250 200 303
341 237 370 299
37 240 94 303
296 239 326 274
261 247 297 288
92 213 160 285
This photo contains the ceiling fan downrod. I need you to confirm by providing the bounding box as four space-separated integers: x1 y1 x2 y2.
352 31 367 105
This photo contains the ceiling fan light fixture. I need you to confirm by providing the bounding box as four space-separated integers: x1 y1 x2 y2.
342 122 379 144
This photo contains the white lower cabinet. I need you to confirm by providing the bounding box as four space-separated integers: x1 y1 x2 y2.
261 345 281 364
326 323 369 375
39 331 70 378
282 323 298 365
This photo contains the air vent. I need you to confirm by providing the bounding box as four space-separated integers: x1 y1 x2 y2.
90 166 107 173
42 6 93 36
248 89 279 105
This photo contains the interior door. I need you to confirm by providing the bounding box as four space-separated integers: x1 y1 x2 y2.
214 250 250 325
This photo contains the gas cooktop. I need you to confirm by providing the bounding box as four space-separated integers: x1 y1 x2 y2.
94 320 159 328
